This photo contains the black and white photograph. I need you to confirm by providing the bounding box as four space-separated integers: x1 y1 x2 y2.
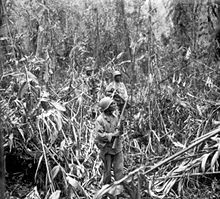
1 0 220 198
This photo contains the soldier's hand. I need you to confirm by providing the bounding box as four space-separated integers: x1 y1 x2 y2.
112 129 120 137
107 134 113 142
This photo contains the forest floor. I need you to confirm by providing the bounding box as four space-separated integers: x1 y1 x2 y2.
5 168 220 199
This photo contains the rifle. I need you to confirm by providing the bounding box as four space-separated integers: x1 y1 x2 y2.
112 98 128 149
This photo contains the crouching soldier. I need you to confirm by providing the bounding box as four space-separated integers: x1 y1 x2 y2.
94 97 124 185
105 71 128 114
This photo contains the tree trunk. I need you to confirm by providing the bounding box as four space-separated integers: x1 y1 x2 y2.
0 0 5 77
115 0 132 60
0 129 4 199
0 0 5 198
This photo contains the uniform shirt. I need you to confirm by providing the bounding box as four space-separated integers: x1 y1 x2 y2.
94 112 122 157
106 81 128 101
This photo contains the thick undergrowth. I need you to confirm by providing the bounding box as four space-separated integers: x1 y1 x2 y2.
1 0 220 199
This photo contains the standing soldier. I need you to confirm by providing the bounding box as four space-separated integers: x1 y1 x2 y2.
94 97 124 185
84 66 99 102
105 71 128 113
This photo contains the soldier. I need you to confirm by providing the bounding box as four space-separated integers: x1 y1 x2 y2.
94 97 124 185
105 71 128 113
83 66 99 101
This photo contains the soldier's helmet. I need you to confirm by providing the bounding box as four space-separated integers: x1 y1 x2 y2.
113 70 122 78
99 97 114 111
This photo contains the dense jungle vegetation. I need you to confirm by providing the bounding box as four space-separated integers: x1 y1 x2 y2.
1 0 220 198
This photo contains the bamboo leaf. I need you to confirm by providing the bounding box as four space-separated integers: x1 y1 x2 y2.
49 190 61 199
24 186 41 199
116 52 124 59
211 150 219 172
18 128 25 141
211 142 220 172
163 179 177 195
93 184 112 199
154 180 171 193
172 141 185 149
66 176 80 190
51 165 61 180
201 153 211 172
9 133 14 152
50 101 66 112
54 111 63 131
60 139 66 151
148 180 164 199
134 112 141 120
185 47 191 59
27 71 38 84
35 155 43 182
66 176 89 197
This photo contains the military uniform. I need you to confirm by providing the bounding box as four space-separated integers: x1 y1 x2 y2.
94 112 124 184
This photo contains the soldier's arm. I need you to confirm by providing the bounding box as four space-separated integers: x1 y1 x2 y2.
95 120 111 142
95 119 118 142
